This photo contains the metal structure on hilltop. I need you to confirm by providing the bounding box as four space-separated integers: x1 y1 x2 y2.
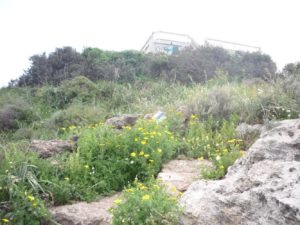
204 38 261 53
141 31 198 55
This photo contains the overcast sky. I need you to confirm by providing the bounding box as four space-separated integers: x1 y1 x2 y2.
0 0 299 87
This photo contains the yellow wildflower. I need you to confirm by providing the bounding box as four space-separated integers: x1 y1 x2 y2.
69 125 76 130
140 185 147 190
198 157 204 161
141 140 147 145
139 151 145 156
157 148 162 153
32 202 38 207
149 159 154 163
27 195 35 202
144 154 150 158
134 138 138 142
126 188 134 193
227 139 236 143
142 194 151 201
1 218 9 223
130 152 136 157
64 177 70 181
191 114 197 119
114 198 122 205
84 165 89 169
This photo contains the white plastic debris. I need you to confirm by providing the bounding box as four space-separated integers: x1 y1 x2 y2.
152 111 166 123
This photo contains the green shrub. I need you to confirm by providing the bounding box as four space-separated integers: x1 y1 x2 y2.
13 128 34 140
112 179 182 225
46 104 104 131
37 76 100 109
0 104 36 131
72 119 180 196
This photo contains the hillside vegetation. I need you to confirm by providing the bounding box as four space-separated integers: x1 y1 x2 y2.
0 47 299 224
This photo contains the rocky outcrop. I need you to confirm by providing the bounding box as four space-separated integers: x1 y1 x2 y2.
30 140 75 158
105 114 141 129
50 194 120 225
49 159 210 225
180 119 300 225
236 122 263 137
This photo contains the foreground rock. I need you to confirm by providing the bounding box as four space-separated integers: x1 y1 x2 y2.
157 158 212 192
50 194 120 225
30 140 75 158
180 119 300 225
105 114 141 129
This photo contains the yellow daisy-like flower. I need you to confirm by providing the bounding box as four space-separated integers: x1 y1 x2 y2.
142 194 151 201
140 185 147 190
84 165 89 169
197 157 204 161
130 152 136 157
139 151 145 156
141 140 147 145
1 218 9 223
69 125 76 130
227 139 236 143
149 159 154 163
126 188 134 193
191 114 197 119
144 154 150 158
27 195 35 202
157 148 162 153
114 198 122 205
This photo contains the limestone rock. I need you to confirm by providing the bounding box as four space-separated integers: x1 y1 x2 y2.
105 114 141 129
50 194 120 225
157 159 212 192
30 139 75 158
180 119 300 225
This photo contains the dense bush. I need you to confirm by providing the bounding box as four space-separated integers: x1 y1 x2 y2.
0 104 36 131
14 46 277 86
37 76 99 109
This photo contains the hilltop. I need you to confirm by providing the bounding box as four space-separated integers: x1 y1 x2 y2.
0 46 299 224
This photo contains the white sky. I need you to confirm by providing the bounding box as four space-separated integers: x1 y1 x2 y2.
0 0 299 87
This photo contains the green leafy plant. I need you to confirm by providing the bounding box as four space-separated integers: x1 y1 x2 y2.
112 179 182 225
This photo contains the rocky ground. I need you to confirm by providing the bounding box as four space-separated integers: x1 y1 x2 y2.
180 119 300 225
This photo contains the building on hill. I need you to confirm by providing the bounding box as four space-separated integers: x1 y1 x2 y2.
141 31 197 55
204 38 261 53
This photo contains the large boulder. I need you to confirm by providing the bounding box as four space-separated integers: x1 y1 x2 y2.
30 139 75 158
105 114 141 129
50 194 120 225
180 119 300 225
